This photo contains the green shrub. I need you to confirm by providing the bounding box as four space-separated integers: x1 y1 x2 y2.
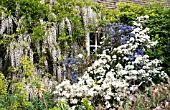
0 82 34 110
49 102 70 110
144 3 170 75
74 98 94 110
116 2 145 25
31 92 54 110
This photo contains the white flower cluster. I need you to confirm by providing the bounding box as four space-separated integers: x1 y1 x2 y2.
53 16 169 108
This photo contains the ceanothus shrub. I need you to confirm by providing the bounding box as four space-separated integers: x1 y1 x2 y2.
60 54 87 83
53 16 169 108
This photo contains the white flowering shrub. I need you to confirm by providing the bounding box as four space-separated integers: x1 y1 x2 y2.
53 16 169 108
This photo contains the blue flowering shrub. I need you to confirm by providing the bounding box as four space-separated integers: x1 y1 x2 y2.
53 16 169 109
60 54 89 83
60 56 79 83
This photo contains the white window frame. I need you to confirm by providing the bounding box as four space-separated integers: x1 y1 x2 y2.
86 31 102 56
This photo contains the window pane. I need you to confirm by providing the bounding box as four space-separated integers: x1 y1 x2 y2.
90 32 95 45
97 33 103 44
90 47 96 54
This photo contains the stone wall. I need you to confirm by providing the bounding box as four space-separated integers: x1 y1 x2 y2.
94 0 170 9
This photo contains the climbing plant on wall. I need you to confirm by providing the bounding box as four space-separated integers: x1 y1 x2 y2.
0 0 96 43
0 0 107 87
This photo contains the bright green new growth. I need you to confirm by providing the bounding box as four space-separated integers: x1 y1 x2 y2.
81 98 94 110
20 56 34 77
49 102 70 110
0 72 7 95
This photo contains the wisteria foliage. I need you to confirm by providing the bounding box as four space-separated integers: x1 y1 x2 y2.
53 16 169 108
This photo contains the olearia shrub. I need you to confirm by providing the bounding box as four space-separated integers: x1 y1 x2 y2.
53 16 169 109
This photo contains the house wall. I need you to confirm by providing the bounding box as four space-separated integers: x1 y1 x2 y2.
94 0 170 9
